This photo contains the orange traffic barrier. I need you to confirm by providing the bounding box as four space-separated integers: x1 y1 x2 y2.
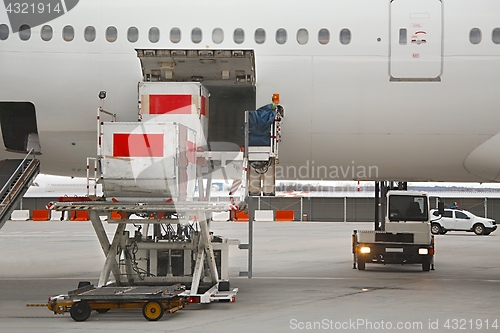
32 210 50 221
70 211 89 221
235 211 249 222
275 210 294 222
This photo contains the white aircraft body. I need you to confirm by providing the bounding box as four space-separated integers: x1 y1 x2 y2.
1 0 500 183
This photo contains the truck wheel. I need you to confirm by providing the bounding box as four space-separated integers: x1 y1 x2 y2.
431 223 442 235
422 260 431 272
142 301 164 321
95 308 110 314
70 301 92 322
357 258 365 270
473 224 485 235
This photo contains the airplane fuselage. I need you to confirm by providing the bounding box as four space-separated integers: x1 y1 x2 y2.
1 0 500 182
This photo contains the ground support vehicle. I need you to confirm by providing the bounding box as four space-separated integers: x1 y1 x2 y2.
352 191 435 271
45 51 285 318
48 284 185 321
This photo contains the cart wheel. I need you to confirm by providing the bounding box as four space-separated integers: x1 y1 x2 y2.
70 301 92 322
142 301 164 321
95 308 110 314
357 258 366 270
422 260 431 272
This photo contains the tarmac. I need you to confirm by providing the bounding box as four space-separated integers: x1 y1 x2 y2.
0 220 499 333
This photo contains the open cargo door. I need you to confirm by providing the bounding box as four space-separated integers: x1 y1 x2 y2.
136 49 256 149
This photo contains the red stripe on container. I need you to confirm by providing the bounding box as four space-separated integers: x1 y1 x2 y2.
201 96 207 116
149 95 192 114
113 133 164 157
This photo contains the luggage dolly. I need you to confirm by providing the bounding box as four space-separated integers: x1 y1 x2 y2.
47 283 186 322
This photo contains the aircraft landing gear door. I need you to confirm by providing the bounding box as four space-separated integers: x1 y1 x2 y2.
390 0 442 82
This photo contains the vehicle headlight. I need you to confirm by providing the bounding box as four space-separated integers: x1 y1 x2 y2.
359 247 371 254
418 248 429 255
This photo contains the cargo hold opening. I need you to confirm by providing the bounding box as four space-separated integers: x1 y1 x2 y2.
137 49 256 150
0 102 41 154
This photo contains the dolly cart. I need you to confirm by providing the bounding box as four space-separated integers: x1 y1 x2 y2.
48 283 185 322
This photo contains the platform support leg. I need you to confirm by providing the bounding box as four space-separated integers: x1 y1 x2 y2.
200 212 219 285
190 211 219 295
98 223 125 287
90 211 122 286
89 211 111 254
190 246 205 295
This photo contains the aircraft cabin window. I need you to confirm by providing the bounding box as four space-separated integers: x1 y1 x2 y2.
106 26 118 43
127 27 139 43
212 28 224 44
0 24 9 41
19 24 31 41
297 28 309 45
191 28 202 43
339 28 351 45
255 28 266 44
149 27 160 43
399 28 407 45
492 28 500 44
84 26 96 42
41 25 53 41
170 28 181 43
276 28 287 44
234 28 244 44
63 25 74 42
470 28 482 44
318 28 330 44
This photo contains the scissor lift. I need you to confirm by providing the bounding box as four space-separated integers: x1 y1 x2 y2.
44 90 247 321
45 75 284 320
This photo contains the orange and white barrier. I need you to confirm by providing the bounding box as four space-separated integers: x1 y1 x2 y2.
212 212 230 221
32 210 50 221
10 210 30 221
50 211 63 221
235 211 249 221
275 210 295 222
255 210 274 222
69 211 89 221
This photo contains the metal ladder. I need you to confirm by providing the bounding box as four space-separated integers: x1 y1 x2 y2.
0 149 40 230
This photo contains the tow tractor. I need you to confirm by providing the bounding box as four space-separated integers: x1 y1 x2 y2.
352 190 440 271
44 50 285 321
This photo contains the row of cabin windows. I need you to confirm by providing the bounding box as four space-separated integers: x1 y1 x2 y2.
0 24 353 45
2 24 500 45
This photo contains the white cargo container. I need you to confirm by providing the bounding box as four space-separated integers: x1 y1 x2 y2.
100 121 197 201
139 82 209 146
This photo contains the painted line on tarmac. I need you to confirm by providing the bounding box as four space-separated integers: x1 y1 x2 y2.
248 276 500 282
0 277 97 281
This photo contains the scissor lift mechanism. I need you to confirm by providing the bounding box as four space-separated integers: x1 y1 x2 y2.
50 199 239 296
